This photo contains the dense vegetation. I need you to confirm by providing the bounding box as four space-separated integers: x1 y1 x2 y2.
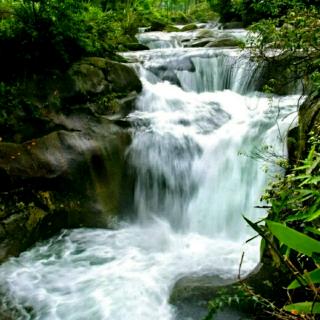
0 0 217 141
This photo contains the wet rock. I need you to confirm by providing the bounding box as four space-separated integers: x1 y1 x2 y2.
78 57 142 94
223 22 244 29
170 261 287 319
124 43 149 51
205 38 244 48
68 63 107 96
165 25 181 32
150 20 167 31
170 274 236 305
181 23 198 32
188 38 217 48
0 115 133 262
296 93 320 159
196 29 216 39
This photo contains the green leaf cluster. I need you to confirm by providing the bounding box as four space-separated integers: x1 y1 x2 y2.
244 133 320 317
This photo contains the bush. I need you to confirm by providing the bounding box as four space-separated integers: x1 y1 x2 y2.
0 0 121 78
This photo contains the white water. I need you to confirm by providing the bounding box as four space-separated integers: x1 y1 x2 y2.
0 29 300 320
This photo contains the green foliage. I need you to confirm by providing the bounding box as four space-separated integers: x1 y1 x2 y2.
203 285 263 320
248 6 320 94
266 220 320 257
284 302 320 314
208 0 242 23
243 132 320 318
0 82 41 141
0 0 124 75
288 268 320 289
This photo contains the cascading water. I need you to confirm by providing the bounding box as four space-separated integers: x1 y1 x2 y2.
0 28 300 320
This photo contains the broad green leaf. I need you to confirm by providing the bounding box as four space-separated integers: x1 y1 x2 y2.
288 268 320 289
283 302 320 314
266 221 320 257
306 210 320 222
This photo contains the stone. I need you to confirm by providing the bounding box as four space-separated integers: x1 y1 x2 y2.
69 63 107 96
223 22 244 29
0 115 133 262
164 25 181 32
68 57 142 97
125 43 149 51
181 23 198 32
188 38 217 48
196 29 216 39
205 38 244 48
0 55 141 263
170 274 236 305
150 20 167 31
105 59 142 93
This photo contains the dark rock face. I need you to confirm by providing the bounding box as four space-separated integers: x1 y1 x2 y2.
169 262 284 320
0 57 141 263
124 43 150 51
223 22 244 29
150 20 167 31
289 93 320 161
170 274 236 305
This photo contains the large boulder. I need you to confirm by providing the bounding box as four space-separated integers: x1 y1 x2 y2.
0 57 141 263
0 117 134 262
68 57 142 98
169 261 289 319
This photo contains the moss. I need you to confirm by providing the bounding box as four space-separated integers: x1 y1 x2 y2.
69 63 107 95
181 23 198 32
205 38 244 48
26 206 47 232
196 29 215 39
37 191 56 211
165 25 180 32
80 57 108 69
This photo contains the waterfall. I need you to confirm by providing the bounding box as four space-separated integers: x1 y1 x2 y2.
0 28 300 320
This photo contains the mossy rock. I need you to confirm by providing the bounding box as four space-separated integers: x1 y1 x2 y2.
164 25 180 32
67 57 142 100
170 274 235 305
26 206 47 232
181 23 198 32
104 59 142 94
188 38 216 48
205 38 244 48
69 63 107 96
149 20 167 31
223 21 244 29
297 94 320 159
196 29 216 39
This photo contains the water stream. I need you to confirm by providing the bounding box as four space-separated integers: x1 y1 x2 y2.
0 28 300 320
